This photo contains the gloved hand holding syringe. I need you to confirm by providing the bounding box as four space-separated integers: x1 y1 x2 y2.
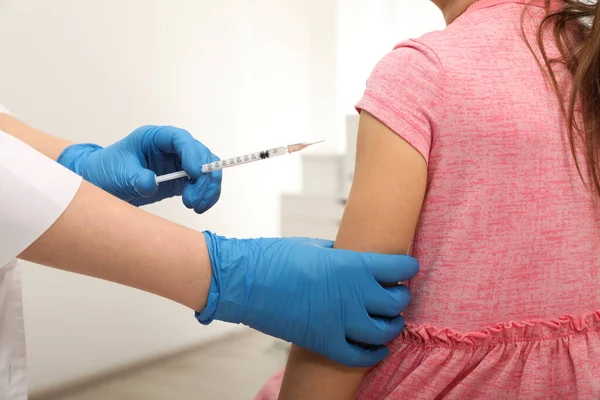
155 140 325 184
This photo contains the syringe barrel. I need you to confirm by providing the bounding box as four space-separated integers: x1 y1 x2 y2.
201 146 288 173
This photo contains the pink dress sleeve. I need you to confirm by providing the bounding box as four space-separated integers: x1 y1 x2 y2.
355 39 445 164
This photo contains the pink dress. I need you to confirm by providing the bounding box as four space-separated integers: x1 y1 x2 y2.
256 0 600 398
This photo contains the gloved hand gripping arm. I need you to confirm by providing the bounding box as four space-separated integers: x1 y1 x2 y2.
198 232 418 368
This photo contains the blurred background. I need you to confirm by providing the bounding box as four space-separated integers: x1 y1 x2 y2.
0 1 443 399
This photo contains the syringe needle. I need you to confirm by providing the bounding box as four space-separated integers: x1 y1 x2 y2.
287 140 325 153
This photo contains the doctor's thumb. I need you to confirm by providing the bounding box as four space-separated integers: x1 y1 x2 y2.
132 169 158 198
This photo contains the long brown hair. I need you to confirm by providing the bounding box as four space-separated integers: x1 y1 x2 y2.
523 1 600 194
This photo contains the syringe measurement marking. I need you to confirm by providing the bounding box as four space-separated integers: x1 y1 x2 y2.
203 146 284 173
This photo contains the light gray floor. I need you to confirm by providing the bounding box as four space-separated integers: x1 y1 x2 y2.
53 330 288 400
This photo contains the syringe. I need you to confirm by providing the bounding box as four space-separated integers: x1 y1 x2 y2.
155 140 324 184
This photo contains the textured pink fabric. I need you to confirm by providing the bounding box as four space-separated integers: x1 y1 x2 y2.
256 0 600 398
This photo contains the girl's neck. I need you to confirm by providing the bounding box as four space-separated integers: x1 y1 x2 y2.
432 0 479 24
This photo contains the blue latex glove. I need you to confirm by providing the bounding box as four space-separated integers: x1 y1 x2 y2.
198 232 419 367
57 126 221 213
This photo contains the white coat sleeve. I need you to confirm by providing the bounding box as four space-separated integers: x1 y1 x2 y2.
0 105 82 266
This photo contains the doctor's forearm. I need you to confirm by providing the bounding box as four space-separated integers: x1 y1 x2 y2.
18 179 213 311
0 113 72 161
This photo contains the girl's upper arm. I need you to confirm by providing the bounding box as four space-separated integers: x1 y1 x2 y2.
278 111 428 400
336 110 427 254
277 40 443 400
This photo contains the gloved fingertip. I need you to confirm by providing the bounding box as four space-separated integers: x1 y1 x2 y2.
367 346 389 366
211 168 223 184
182 178 210 210
183 160 203 180
182 192 195 209
350 345 389 368
193 201 207 214
200 182 222 212
134 170 158 198
386 285 412 309
367 254 420 285
212 185 222 204
194 196 215 214
181 144 210 180
403 256 420 275
396 315 406 330
373 315 405 344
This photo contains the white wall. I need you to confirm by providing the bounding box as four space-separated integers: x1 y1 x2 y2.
0 0 335 393
335 1 445 150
